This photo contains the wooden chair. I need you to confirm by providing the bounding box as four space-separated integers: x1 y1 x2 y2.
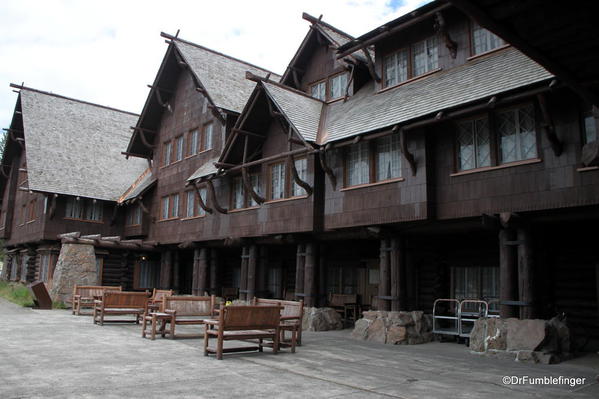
253 298 304 351
72 285 122 315
142 295 216 340
93 291 148 325
329 293 359 323
144 289 173 316
203 305 282 360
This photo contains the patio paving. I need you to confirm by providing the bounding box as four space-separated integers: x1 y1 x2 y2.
1 298 598 399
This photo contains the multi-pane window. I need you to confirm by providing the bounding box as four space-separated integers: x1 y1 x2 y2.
457 117 491 171
197 188 207 216
310 81 326 101
375 135 402 181
453 266 499 312
384 49 408 87
249 174 261 207
455 104 537 171
203 123 213 151
471 22 505 55
270 163 286 200
175 136 184 162
189 129 199 156
412 37 438 77
186 190 195 218
126 204 142 226
329 73 348 100
347 142 370 186
232 177 244 209
171 194 180 218
163 141 172 166
231 174 261 209
291 158 308 197
583 108 598 144
497 105 537 163
161 196 169 220
65 198 103 222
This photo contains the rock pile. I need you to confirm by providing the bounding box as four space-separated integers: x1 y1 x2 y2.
302 307 344 331
351 310 433 345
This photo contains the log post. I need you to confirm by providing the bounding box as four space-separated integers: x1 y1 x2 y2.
210 249 218 296
198 248 208 295
120 252 128 289
192 249 200 295
172 251 180 293
318 245 327 307
240 247 249 301
303 243 316 307
499 228 518 318
247 245 257 300
390 237 404 311
379 238 391 311
295 244 306 300
159 250 172 289
518 227 535 319
257 246 268 296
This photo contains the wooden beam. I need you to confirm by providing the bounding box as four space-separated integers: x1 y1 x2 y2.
362 48 380 82
198 248 208 295
537 93 563 156
397 126 417 176
194 183 213 214
288 154 313 197
295 244 306 300
499 228 519 318
206 179 227 214
221 148 315 174
232 128 266 140
318 149 337 190
242 167 266 205
517 227 535 319
247 245 257 300
378 238 391 311
240 246 249 301
434 11 457 59
303 242 316 307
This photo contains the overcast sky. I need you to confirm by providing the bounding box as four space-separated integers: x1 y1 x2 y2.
0 0 429 131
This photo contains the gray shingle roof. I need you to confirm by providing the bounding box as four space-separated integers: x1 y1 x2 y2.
187 157 220 181
262 82 323 142
119 169 156 202
322 48 553 142
175 40 281 113
20 89 148 201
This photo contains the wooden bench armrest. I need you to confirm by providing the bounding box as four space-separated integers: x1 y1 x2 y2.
73 295 81 299
204 319 219 326
94 299 102 304
280 316 300 321
164 309 176 315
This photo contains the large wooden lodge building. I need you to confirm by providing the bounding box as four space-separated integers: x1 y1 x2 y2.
2 1 599 345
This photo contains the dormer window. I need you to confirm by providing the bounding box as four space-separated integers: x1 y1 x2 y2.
471 22 505 55
310 81 326 101
383 36 438 89
309 72 349 101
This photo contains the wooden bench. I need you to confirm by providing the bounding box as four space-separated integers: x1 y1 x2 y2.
72 285 122 315
93 291 149 325
253 298 304 351
329 293 359 323
142 295 216 340
144 289 173 316
203 305 282 360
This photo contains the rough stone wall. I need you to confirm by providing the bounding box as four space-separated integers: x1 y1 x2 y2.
50 243 97 303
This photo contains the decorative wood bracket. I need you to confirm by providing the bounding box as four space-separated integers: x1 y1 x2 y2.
138 197 150 215
241 167 266 204
131 127 155 149
537 94 563 156
206 179 227 214
195 183 213 214
288 154 313 197
173 49 188 68
395 126 417 176
362 47 381 82
49 194 57 220
154 88 172 113
318 148 337 190
434 12 457 59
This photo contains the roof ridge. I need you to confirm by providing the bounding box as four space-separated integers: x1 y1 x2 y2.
162 32 281 77
10 84 139 116
302 13 355 41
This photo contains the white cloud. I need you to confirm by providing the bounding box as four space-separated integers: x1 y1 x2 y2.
0 0 429 130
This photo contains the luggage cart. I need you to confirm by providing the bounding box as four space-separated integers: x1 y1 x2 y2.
432 298 460 336
458 299 489 338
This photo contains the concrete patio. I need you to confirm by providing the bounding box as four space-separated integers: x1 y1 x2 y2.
1 298 598 399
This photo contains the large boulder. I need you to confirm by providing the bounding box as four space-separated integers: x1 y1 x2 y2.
486 317 508 351
469 318 487 352
368 318 388 344
351 318 371 340
506 318 547 351
351 310 433 345
50 243 97 303
302 307 344 331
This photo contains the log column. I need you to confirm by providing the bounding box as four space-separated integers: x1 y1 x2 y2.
257 247 268 297
159 250 172 289
518 227 535 319
192 249 200 295
172 251 180 293
198 248 209 295
389 237 405 312
378 238 391 311
499 228 518 318
295 244 306 300
246 245 257 300
318 245 327 307
239 247 249 301
303 242 316 307
209 249 218 296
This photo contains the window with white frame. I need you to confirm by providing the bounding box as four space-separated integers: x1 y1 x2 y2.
65 198 103 222
497 105 537 163
270 162 286 200
171 194 180 218
232 177 244 209
186 190 195 218
375 135 402 181
471 22 505 55
291 158 308 197
163 141 172 166
203 123 213 151
249 174 261 207
85 201 103 222
457 117 491 171
65 198 84 219
412 37 438 77
161 196 169 220
310 81 326 101
384 49 409 88
126 204 142 226
189 129 199 155
175 136 184 161
197 187 207 216
346 142 370 186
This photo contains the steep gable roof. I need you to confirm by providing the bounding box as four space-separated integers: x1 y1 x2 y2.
18 86 148 201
